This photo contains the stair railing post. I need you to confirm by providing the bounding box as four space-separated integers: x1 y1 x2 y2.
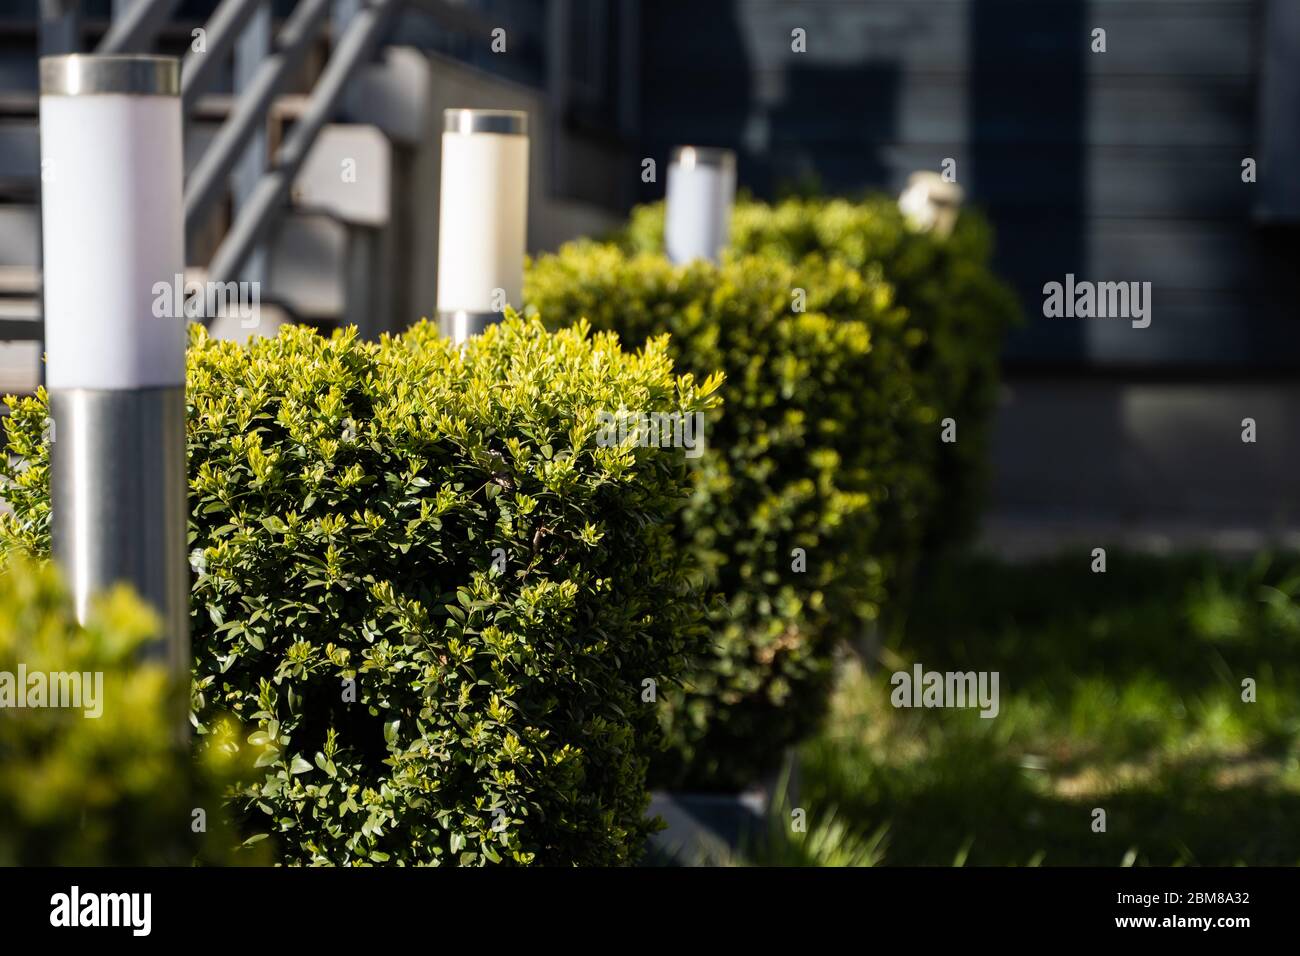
227 0 271 337
39 0 81 56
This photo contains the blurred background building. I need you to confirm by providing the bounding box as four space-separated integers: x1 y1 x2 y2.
0 0 1296 549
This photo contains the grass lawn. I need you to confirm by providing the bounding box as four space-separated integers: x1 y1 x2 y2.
784 551 1300 866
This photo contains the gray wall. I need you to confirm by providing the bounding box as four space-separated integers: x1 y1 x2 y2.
637 0 1297 370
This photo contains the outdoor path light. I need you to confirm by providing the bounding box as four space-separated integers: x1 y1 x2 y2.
40 54 189 682
436 108 529 344
665 146 737 264
899 170 964 238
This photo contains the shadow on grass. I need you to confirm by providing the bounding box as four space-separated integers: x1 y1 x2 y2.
799 551 1300 865
805 721 1300 865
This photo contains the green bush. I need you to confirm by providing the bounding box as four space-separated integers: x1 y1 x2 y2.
623 196 1021 549
0 556 249 865
526 246 934 789
0 314 720 865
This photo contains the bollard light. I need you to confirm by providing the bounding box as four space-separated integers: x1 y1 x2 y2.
898 170 965 239
664 146 736 264
436 109 529 343
40 54 189 681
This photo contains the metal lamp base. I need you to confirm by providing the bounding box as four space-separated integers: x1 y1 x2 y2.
50 387 189 677
438 310 501 344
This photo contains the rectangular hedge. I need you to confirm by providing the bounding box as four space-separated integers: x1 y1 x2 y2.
526 198 1018 791
0 315 722 865
526 245 935 789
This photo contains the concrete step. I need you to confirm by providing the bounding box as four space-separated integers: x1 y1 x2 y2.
981 377 1300 549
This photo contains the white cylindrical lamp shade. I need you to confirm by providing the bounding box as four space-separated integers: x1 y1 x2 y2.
436 109 529 340
39 55 186 390
664 146 737 264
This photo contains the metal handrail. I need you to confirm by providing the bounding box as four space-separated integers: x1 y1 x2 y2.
180 0 265 112
205 0 398 286
97 0 181 55
183 0 332 238
12 0 512 345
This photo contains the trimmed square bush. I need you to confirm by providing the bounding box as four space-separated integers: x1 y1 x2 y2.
622 196 1021 549
0 314 721 865
526 246 934 789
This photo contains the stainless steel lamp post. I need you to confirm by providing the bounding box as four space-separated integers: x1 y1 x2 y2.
436 109 529 343
664 146 737 264
40 54 189 679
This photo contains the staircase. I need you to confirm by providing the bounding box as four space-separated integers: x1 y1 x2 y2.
0 0 627 393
